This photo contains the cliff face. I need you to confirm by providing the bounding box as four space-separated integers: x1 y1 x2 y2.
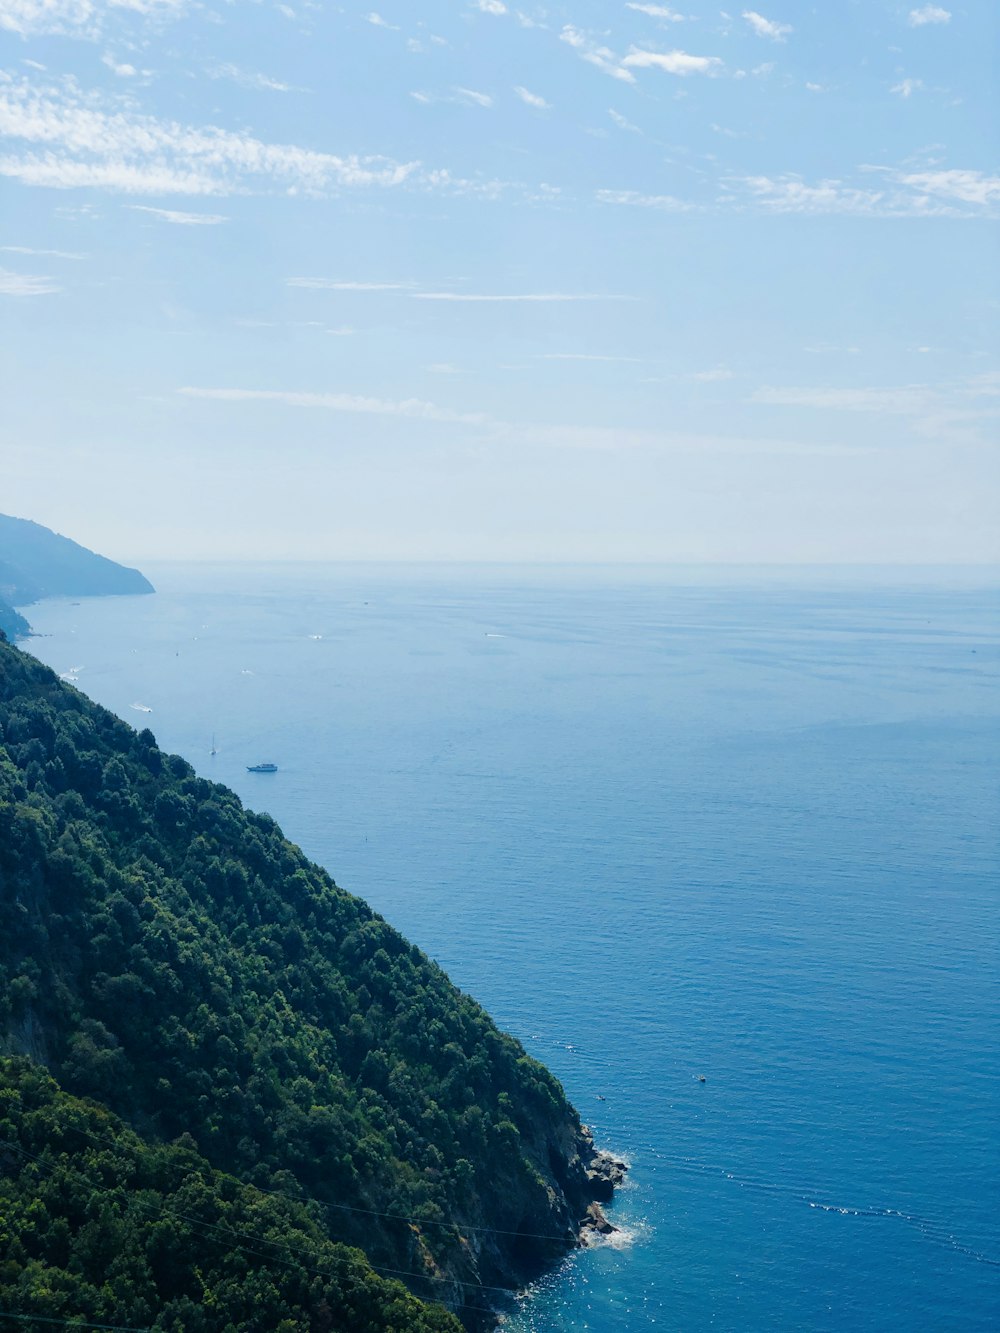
0 513 154 609
0 640 621 1328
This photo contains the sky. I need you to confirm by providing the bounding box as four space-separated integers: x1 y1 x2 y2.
0 0 997 563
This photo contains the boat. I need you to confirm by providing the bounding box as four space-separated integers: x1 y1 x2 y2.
247 762 278 773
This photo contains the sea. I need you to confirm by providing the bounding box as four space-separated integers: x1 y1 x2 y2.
23 563 1000 1332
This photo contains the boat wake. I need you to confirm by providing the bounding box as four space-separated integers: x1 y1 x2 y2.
661 1155 1000 1270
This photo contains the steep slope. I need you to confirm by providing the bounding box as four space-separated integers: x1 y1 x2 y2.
0 513 154 608
0 1057 461 1332
0 639 619 1327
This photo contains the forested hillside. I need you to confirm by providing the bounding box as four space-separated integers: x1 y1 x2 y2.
0 636 616 1329
0 1058 460 1332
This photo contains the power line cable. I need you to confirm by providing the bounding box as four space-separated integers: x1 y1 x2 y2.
1 1136 512 1318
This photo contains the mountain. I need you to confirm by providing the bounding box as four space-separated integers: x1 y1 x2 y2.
0 514 154 628
0 638 622 1330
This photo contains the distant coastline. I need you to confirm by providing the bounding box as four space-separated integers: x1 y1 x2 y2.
0 511 153 639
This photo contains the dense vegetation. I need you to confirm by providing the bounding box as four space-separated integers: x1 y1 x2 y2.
0 1058 460 1332
0 512 153 609
0 638 604 1328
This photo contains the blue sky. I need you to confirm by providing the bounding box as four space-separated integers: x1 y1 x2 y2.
1 0 997 562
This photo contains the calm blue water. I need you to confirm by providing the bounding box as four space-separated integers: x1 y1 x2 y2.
24 564 1000 1331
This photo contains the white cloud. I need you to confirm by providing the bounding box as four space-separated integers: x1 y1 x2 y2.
734 175 887 215
891 78 923 98
622 47 722 75
625 3 684 19
128 203 227 224
0 75 420 197
540 352 643 362
735 168 1000 217
412 291 636 302
365 11 397 28
473 0 507 13
101 53 139 77
908 5 950 25
207 64 293 93
454 87 493 108
608 108 641 133
893 168 1000 206
560 26 636 83
288 278 413 290
514 85 550 109
177 385 488 425
411 87 495 108
0 265 60 294
742 11 792 41
689 367 734 381
596 188 694 211
0 243 83 258
0 0 186 37
753 385 933 414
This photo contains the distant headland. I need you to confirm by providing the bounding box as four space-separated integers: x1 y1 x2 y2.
0 512 153 639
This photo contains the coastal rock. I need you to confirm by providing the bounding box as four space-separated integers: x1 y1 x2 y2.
579 1201 615 1244
583 1143 628 1203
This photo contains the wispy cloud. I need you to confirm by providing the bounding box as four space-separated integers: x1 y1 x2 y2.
177 386 488 424
908 5 950 25
473 0 507 13
597 188 694 211
0 0 187 38
742 11 792 41
365 11 398 28
622 48 722 75
625 3 684 19
514 85 550 109
891 78 923 98
752 385 934 414
128 204 228 224
178 383 856 456
101 53 140 78
892 168 1000 206
689 367 734 381
560 26 636 83
288 278 414 290
608 108 641 133
732 169 1000 217
540 352 643 362
752 382 999 447
0 265 61 294
0 75 420 197
410 87 494 109
454 87 494 108
207 63 294 93
0 243 83 258
412 291 636 302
